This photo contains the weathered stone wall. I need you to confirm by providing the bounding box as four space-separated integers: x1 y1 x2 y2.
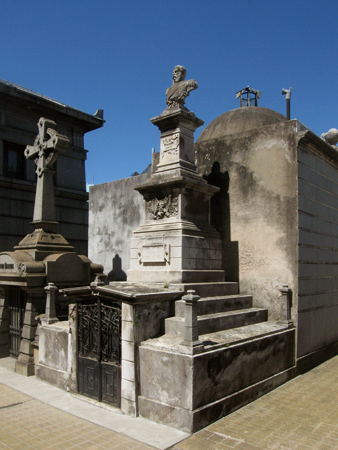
36 321 69 390
139 328 295 432
88 174 149 280
121 299 172 416
195 120 299 321
297 145 338 358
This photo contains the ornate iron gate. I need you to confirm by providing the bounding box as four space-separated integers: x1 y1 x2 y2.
77 299 121 407
8 288 26 358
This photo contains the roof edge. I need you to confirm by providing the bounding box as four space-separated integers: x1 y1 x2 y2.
0 79 105 132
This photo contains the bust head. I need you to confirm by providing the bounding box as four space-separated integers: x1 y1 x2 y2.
173 65 186 83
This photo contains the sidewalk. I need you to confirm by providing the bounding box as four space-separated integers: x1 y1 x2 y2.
1 355 338 449
173 355 338 450
0 358 188 450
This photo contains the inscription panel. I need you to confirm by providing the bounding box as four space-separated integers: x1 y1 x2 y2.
139 244 170 264
160 132 179 160
0 255 18 273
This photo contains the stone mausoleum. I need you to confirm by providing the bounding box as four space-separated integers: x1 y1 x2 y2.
1 70 338 434
85 73 338 431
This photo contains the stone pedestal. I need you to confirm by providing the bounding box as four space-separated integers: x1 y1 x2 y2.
151 106 201 175
128 106 224 284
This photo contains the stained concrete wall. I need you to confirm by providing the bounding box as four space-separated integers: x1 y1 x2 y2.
195 120 300 322
140 330 295 409
121 299 173 416
297 145 338 358
196 114 338 364
36 321 69 390
139 328 295 432
88 174 149 281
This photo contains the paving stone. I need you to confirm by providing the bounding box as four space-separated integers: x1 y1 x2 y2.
2 355 338 450
172 355 338 449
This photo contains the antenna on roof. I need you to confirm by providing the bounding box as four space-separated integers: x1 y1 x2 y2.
236 86 261 107
282 88 294 120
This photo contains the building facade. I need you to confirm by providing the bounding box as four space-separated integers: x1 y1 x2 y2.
0 79 104 255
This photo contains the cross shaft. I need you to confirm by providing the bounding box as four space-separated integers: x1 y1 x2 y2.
25 117 69 232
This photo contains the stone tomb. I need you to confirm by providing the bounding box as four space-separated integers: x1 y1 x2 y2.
60 282 183 415
80 68 338 432
127 68 296 432
128 66 224 284
3 70 297 434
0 118 103 376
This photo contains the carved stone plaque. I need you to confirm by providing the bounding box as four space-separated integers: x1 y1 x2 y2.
160 133 179 160
138 244 170 264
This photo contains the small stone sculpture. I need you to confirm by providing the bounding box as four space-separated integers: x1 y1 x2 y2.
166 65 198 108
147 194 178 220
321 128 338 147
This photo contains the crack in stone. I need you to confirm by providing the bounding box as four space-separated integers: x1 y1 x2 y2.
0 401 24 409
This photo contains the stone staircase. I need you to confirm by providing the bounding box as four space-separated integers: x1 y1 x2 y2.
165 282 270 339
138 282 296 433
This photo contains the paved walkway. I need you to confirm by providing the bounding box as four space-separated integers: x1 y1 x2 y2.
0 359 188 450
174 355 338 450
0 355 338 449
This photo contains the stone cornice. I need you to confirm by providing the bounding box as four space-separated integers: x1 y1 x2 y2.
297 129 338 166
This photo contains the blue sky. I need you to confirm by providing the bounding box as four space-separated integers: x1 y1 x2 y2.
2 0 338 184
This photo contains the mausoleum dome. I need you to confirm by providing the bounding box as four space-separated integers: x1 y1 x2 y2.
197 107 287 143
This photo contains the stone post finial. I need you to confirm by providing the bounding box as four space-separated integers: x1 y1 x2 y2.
90 275 105 288
42 282 59 326
25 117 70 232
180 290 204 353
278 284 293 328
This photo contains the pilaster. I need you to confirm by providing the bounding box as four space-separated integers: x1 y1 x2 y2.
121 303 138 416
15 300 39 376
0 288 9 357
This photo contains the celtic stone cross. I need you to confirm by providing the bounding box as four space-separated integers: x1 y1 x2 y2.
25 117 69 232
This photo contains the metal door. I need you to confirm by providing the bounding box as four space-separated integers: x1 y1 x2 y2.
77 299 121 407
8 288 26 358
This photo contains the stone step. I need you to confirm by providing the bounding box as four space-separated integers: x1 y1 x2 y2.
201 321 291 349
165 307 268 336
168 282 239 297
175 294 253 317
